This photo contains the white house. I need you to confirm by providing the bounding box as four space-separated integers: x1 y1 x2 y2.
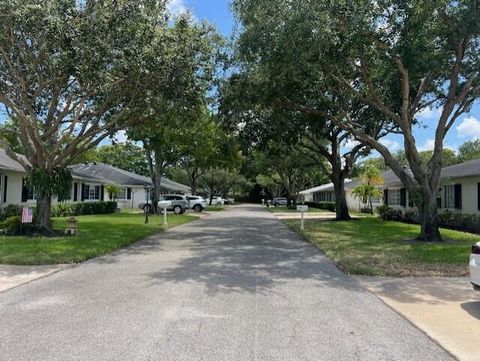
299 158 480 215
0 150 191 209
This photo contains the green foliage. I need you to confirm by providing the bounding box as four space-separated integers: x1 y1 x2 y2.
105 184 123 201
51 202 117 217
376 205 403 221
458 139 480 163
26 167 73 200
0 216 22 235
0 204 22 221
305 202 336 212
96 143 149 176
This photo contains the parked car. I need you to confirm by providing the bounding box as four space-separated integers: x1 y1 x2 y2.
186 195 207 213
158 194 188 215
210 196 225 206
470 242 480 291
224 197 235 205
272 197 288 207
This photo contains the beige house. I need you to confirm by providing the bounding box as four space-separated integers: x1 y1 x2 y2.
0 150 191 209
299 159 480 215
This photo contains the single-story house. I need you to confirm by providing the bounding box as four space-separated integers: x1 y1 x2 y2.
299 158 480 216
0 149 191 209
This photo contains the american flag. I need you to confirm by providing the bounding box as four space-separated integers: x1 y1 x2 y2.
21 207 33 224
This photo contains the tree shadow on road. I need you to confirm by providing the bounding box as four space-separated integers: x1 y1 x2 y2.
144 209 367 296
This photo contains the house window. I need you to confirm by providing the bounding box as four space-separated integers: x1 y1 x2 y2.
117 188 127 200
388 189 401 206
315 191 335 202
85 185 101 200
371 197 381 204
444 185 455 209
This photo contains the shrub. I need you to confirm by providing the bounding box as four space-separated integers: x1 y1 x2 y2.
376 205 402 221
52 201 117 217
0 216 24 235
360 207 372 214
0 204 22 221
305 201 336 212
51 203 74 217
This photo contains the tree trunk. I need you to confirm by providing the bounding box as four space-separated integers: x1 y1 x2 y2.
417 191 442 242
332 171 351 221
36 193 52 234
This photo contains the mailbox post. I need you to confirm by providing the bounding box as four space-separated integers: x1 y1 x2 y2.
297 205 308 231
158 200 171 228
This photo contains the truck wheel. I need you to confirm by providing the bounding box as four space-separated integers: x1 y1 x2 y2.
193 205 202 213
173 205 182 215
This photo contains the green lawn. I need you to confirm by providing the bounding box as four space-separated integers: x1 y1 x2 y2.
285 217 479 277
0 212 197 265
268 206 330 213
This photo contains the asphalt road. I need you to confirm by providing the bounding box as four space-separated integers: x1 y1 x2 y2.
0 205 453 361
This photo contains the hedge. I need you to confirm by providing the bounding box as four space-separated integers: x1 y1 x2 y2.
0 201 118 221
377 205 480 234
305 201 336 212
51 201 118 217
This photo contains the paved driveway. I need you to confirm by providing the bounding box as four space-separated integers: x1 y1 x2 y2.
0 205 453 361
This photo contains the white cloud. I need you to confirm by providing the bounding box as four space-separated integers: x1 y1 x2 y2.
456 116 480 138
343 139 360 149
380 138 400 151
417 107 441 119
417 138 454 152
167 0 188 15
418 138 435 151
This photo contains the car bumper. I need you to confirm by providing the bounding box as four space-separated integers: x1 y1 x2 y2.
470 254 480 289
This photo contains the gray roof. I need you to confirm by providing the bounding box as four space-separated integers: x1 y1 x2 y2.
0 149 29 173
441 158 480 179
69 162 191 193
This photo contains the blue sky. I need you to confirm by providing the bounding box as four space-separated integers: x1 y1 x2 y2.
2 0 480 153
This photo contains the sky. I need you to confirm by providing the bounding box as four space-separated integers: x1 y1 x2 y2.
2 0 480 153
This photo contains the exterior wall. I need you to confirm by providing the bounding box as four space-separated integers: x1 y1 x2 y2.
113 186 146 209
0 171 24 206
453 176 478 215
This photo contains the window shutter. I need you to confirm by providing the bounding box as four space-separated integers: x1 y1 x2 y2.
81 184 86 201
73 183 78 202
454 184 462 210
21 178 28 202
383 189 389 206
478 183 480 211
3 175 7 203
100 185 104 201
127 188 132 200
400 188 406 207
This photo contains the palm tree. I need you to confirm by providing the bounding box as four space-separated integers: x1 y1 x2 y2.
352 166 383 214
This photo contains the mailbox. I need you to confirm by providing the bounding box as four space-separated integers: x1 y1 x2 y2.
297 205 308 212
158 201 172 208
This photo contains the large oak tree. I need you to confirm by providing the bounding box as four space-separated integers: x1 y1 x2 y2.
0 0 169 232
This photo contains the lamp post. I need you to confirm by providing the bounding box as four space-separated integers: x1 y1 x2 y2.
144 185 152 224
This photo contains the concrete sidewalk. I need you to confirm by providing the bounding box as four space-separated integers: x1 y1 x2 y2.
357 276 480 361
0 265 67 293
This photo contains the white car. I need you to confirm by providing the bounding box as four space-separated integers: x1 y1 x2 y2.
186 195 208 213
210 196 225 206
470 242 480 291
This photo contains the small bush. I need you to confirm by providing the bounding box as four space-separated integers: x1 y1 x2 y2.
0 216 26 235
0 204 22 221
376 205 402 221
305 202 336 212
52 201 117 217
51 203 74 217
360 207 373 214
